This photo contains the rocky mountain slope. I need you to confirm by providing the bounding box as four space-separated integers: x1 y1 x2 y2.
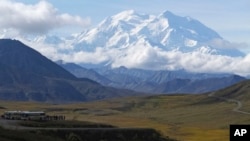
0 39 136 102
59 62 246 94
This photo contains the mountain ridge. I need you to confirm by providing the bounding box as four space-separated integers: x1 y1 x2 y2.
0 39 76 80
59 62 246 94
0 39 137 102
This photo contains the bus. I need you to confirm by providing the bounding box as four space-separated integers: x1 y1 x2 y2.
2 111 46 120
20 111 46 120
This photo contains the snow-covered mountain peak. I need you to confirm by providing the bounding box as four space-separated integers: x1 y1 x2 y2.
159 10 186 26
159 11 221 40
111 9 137 21
69 10 245 57
160 10 176 18
159 11 195 24
102 10 154 28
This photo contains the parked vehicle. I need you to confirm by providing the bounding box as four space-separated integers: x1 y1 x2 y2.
1 111 65 121
2 111 46 120
20 111 47 120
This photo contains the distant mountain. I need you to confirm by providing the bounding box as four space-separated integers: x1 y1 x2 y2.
56 10 246 94
57 61 112 85
72 10 244 57
0 39 136 102
60 64 246 94
96 67 246 94
0 10 246 76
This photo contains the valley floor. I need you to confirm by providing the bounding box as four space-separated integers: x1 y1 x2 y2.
1 92 250 141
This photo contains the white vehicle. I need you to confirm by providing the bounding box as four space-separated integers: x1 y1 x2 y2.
2 111 46 120
2 111 23 120
20 111 46 120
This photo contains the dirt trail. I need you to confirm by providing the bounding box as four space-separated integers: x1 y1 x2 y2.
208 92 250 115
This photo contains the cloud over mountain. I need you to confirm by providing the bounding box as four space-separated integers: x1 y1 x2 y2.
0 0 90 34
1 9 250 76
52 10 248 76
58 44 250 76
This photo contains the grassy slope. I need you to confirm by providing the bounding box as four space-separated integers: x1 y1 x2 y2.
1 82 250 141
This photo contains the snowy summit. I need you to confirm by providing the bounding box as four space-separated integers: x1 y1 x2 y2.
0 10 247 75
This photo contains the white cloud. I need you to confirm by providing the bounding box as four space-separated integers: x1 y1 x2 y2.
57 45 250 76
17 36 250 77
0 0 90 34
9 30 248 77
62 47 111 64
111 45 169 70
19 38 60 60
21 37 250 77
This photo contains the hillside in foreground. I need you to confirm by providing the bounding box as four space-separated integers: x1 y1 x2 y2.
0 120 176 141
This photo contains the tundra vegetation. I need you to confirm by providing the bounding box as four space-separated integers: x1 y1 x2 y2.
1 80 250 141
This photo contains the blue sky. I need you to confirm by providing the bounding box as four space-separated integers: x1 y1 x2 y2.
2 0 250 50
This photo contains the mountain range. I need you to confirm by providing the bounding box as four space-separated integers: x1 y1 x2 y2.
0 39 136 102
58 62 245 94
